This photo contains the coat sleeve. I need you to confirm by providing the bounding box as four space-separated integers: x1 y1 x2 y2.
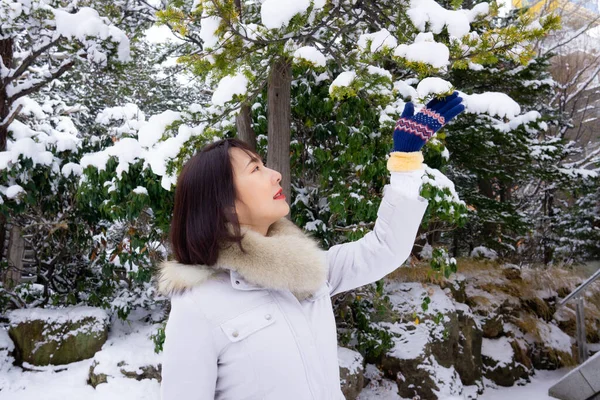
326 169 429 297
160 294 218 399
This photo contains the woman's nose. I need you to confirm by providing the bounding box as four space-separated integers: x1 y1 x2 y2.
273 169 282 184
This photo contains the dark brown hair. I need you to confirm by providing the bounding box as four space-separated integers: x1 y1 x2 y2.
169 138 261 265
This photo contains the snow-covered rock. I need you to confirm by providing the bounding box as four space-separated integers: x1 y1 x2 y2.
338 346 365 400
7 306 109 366
526 318 575 370
373 282 483 398
470 246 498 260
481 337 533 386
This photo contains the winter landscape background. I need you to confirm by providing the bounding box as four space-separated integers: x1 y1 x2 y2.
1 0 599 398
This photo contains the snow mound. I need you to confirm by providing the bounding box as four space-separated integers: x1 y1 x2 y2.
417 77 453 98
261 0 312 29
53 7 130 63
329 71 356 94
338 346 363 375
462 92 521 118
482 337 514 367
212 73 249 106
394 33 450 68
293 46 327 67
8 306 109 327
358 29 398 53
407 0 490 38
471 246 498 260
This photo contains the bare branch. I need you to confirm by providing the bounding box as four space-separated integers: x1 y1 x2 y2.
7 60 74 104
543 18 600 55
0 104 23 131
3 38 61 87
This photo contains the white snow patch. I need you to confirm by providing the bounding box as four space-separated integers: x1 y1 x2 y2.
0 328 14 352
80 137 144 178
479 369 569 399
461 92 521 118
132 186 148 195
422 165 465 204
416 77 453 98
329 71 356 94
366 65 392 80
407 0 489 38
420 242 434 259
358 29 398 53
482 337 514 367
1 308 162 400
305 219 324 232
200 14 221 49
394 33 450 68
138 111 181 148
493 110 540 132
537 321 572 354
212 73 249 106
52 7 130 62
393 80 419 99
6 185 25 199
96 103 144 125
337 346 363 375
61 162 83 177
293 46 327 67
471 246 498 260
8 306 109 326
261 0 311 29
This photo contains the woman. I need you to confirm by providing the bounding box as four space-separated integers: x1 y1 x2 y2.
157 93 465 399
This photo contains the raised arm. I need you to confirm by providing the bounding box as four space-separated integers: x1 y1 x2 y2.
326 168 428 296
326 92 465 297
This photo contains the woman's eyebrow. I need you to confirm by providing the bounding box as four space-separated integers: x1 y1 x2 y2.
244 157 262 170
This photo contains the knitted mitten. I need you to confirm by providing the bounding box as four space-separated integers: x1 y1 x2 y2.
388 91 465 172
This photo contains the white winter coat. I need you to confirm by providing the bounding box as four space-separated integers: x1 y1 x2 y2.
157 170 429 400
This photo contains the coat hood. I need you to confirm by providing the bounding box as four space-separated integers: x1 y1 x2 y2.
157 217 328 301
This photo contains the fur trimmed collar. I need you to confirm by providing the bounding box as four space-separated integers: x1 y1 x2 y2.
157 217 328 301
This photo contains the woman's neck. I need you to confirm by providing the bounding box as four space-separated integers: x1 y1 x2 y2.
240 223 269 237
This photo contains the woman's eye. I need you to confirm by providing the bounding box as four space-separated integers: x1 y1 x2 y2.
253 165 260 172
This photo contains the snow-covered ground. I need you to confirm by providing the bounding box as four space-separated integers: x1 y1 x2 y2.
1 308 162 400
359 368 567 400
478 370 567 400
1 308 569 400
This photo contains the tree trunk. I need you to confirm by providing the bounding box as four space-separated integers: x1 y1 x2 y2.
452 230 460 257
543 190 555 265
236 103 256 151
267 58 292 216
0 37 13 152
3 225 24 290
478 178 497 239
234 0 242 18
0 38 14 264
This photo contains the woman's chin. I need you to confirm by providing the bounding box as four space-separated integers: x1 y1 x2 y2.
278 202 290 217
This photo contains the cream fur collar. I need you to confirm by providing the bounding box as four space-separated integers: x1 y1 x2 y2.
157 217 328 301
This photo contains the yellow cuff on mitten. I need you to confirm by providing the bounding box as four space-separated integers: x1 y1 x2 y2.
387 151 424 172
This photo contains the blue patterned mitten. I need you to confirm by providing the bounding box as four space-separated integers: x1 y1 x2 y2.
392 91 465 153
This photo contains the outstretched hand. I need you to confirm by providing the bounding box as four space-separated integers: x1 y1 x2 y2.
392 91 465 153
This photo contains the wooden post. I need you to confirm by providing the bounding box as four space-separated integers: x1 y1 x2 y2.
575 296 588 363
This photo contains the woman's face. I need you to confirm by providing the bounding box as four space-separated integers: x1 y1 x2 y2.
230 147 289 232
